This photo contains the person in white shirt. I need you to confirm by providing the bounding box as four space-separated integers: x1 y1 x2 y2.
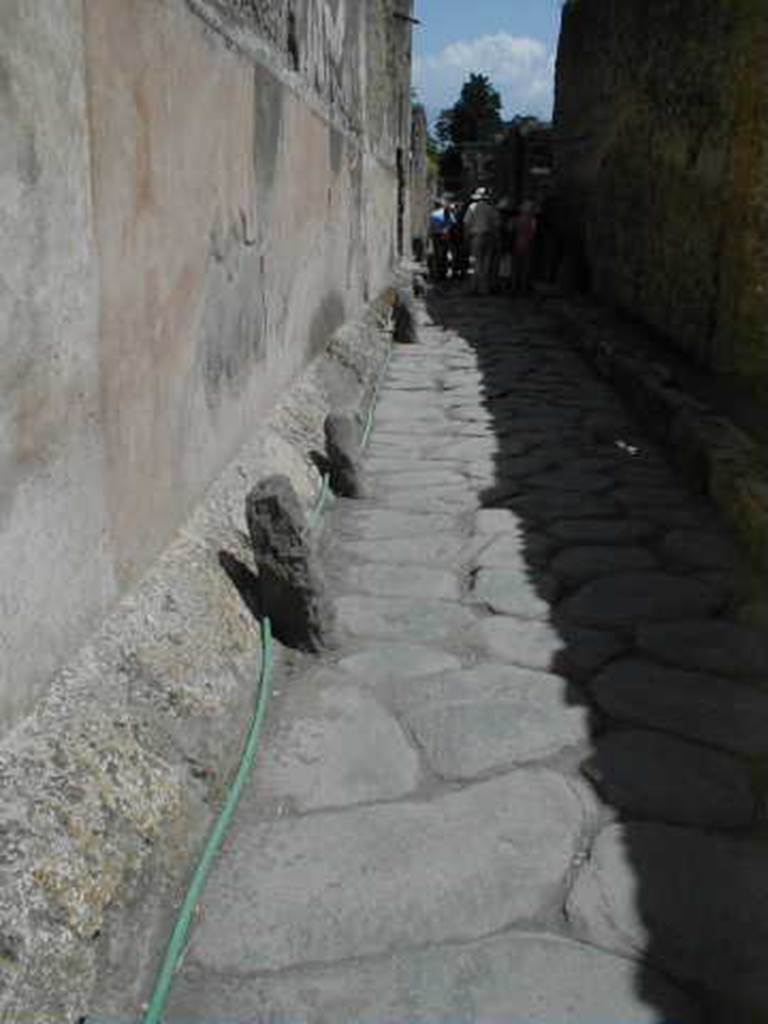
463 187 501 296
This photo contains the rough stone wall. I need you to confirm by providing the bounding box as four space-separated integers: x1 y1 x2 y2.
554 0 768 398
0 0 412 732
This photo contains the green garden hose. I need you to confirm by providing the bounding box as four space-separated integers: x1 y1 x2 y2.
141 616 274 1024
140 338 391 1023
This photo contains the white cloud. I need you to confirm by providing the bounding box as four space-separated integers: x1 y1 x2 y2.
413 32 555 124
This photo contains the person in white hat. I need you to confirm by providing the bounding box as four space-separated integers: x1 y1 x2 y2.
463 187 500 295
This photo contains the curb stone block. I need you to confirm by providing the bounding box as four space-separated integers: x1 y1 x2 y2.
324 411 367 499
246 475 336 651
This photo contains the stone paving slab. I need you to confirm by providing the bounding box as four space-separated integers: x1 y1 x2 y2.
401 667 591 778
473 616 625 679
636 620 768 679
589 658 768 755
548 518 660 544
373 468 468 489
474 507 526 534
559 571 726 627
253 684 421 812
339 533 467 566
364 456 461 473
528 467 613 493
431 437 500 461
661 529 745 570
471 568 555 619
582 729 755 826
338 563 461 600
473 530 553 571
187 772 592 974
550 545 658 586
567 822 768 1012
372 488 478 512
169 931 702 1023
336 595 478 644
336 643 462 683
335 508 461 539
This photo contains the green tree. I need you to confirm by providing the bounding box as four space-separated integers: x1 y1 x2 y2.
435 73 503 147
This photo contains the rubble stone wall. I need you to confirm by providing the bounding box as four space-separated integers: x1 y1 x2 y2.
554 0 768 399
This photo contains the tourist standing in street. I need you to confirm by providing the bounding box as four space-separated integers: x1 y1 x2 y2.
496 197 516 292
428 199 455 281
463 187 500 296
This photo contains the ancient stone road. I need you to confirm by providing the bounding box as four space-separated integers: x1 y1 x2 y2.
168 292 768 1022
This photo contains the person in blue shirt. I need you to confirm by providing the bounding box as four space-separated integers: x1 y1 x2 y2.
428 199 455 281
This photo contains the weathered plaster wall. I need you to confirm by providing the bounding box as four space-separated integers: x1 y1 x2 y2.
410 103 434 252
0 0 411 730
0 1 114 725
554 0 768 397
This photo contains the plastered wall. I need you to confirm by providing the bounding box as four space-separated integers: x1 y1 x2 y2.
0 0 412 730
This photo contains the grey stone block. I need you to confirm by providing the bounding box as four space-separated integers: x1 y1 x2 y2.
471 568 554 620
185 772 592 974
559 572 725 628
589 658 768 755
169 930 701 1023
336 595 476 644
324 411 366 498
583 729 755 827
636 620 768 679
528 467 613 493
403 666 591 778
253 684 420 812
246 475 335 650
661 529 745 570
340 534 465 566
339 562 461 601
335 508 459 540
548 518 659 544
568 822 768 1011
550 545 657 586
474 530 553 571
337 644 461 683
473 616 625 679
392 287 419 344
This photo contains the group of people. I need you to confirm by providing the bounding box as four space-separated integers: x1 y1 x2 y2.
427 188 539 297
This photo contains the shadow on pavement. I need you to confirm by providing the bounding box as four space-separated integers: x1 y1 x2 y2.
425 282 768 1024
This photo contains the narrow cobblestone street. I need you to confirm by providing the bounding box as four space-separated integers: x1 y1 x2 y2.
167 290 768 1022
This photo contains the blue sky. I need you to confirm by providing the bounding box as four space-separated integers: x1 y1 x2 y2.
412 0 564 124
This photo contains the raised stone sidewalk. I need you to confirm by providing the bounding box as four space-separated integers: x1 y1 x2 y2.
166 289 768 1023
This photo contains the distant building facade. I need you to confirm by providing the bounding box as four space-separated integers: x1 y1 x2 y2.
443 117 554 207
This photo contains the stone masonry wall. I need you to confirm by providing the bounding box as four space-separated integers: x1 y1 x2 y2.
0 2 413 1017
409 103 434 254
0 0 413 732
554 0 768 400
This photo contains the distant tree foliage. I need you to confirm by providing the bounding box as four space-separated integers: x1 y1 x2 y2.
435 73 503 148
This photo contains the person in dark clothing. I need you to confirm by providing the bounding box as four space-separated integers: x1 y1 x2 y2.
496 197 516 292
512 200 538 295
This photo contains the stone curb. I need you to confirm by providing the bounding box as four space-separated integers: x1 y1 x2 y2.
0 292 394 1023
553 301 768 571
